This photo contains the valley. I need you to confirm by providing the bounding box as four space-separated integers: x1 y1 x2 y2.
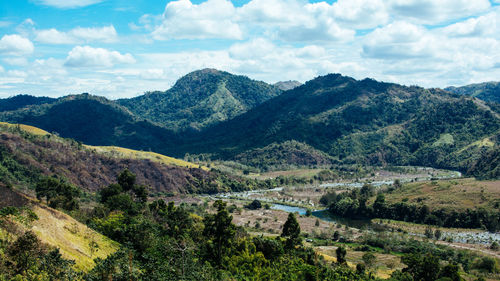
0 69 498 281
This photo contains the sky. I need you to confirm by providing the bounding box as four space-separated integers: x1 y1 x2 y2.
0 0 499 99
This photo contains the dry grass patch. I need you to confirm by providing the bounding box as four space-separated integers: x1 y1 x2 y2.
29 204 119 271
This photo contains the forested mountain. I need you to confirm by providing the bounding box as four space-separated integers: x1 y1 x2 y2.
0 94 56 112
0 71 499 178
118 68 282 131
0 93 178 151
445 81 500 103
173 74 500 176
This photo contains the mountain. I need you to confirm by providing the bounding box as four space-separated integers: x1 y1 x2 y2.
0 123 265 194
0 94 56 112
118 69 282 131
274 80 302 91
0 93 179 152
1 71 499 178
173 74 500 176
445 82 500 103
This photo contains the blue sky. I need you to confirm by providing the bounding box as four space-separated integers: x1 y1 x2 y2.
0 0 499 99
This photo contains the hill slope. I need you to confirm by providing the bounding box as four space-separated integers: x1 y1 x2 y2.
0 93 179 152
445 82 500 103
0 186 119 270
174 74 500 175
0 94 56 112
118 69 282 131
0 124 253 194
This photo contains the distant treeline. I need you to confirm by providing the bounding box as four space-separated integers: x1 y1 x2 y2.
322 185 500 232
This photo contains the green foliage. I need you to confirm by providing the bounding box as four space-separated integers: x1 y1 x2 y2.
328 187 500 231
402 253 440 281
362 252 376 268
35 176 80 211
118 69 282 131
446 81 500 103
281 213 301 249
0 231 79 279
202 200 236 266
245 199 262 210
336 246 347 265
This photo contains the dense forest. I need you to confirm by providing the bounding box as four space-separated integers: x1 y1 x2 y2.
0 72 498 179
0 170 481 281
323 184 500 232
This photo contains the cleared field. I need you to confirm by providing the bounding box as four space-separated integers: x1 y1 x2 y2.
0 121 206 171
1 187 119 271
30 204 119 270
85 145 209 171
382 178 500 211
0 121 51 136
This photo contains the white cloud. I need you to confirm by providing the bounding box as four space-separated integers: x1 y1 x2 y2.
152 0 242 40
441 11 499 38
388 0 491 24
35 29 74 44
70 26 118 43
0 34 34 56
35 25 118 44
331 0 389 29
237 0 355 42
362 22 436 59
3 57 29 66
64 46 135 67
34 0 104 9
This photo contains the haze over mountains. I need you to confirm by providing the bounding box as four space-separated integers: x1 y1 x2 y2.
0 69 498 178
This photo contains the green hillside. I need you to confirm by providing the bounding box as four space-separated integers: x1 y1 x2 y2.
176 74 500 177
0 93 179 152
118 68 282 131
446 81 500 103
0 123 266 195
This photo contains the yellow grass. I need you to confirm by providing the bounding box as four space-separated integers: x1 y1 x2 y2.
0 121 207 171
456 136 495 154
0 122 50 136
29 204 119 271
85 145 209 170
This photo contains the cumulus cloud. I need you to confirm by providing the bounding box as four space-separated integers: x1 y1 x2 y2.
152 0 242 40
0 34 34 56
35 25 118 44
388 0 491 24
238 0 355 42
64 46 135 67
34 0 104 9
362 22 436 59
441 11 499 38
331 0 389 29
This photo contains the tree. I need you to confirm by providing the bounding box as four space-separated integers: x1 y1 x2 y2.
336 246 347 265
246 199 262 210
281 213 301 249
435 229 442 240
438 263 461 281
7 231 43 274
402 253 440 281
35 177 80 211
362 252 376 268
203 200 236 266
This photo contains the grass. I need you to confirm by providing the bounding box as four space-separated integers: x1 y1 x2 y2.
456 136 495 154
0 122 51 136
29 204 119 271
0 121 207 171
432 133 454 146
381 178 500 211
85 145 209 171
